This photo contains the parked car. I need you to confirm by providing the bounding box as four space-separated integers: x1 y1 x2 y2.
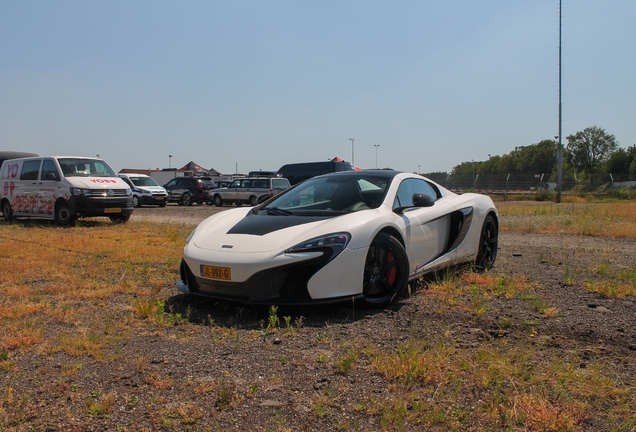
209 177 291 207
1 155 133 225
163 176 217 206
177 169 498 307
119 173 168 207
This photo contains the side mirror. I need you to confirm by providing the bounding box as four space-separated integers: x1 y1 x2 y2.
412 193 435 208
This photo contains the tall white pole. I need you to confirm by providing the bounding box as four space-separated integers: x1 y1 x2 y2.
557 0 563 203
349 138 355 167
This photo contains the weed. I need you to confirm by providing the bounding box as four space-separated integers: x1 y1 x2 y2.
336 349 358 375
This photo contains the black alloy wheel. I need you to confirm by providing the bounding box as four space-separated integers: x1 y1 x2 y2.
362 232 409 307
475 214 498 270
181 193 192 206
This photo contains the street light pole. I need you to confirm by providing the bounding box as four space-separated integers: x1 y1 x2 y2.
374 144 380 168
349 138 355 167
169 155 173 169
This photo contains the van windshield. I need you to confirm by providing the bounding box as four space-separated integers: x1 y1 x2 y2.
58 158 117 178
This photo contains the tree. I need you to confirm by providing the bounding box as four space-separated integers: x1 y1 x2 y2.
565 126 618 183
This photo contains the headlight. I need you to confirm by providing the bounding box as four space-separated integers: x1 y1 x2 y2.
71 188 91 196
286 232 350 258
126 187 132 196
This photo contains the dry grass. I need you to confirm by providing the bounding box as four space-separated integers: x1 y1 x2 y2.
0 220 191 355
498 201 636 238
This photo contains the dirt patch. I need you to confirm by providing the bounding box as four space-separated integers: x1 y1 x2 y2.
2 207 635 430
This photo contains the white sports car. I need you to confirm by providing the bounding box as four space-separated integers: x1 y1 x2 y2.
177 170 498 307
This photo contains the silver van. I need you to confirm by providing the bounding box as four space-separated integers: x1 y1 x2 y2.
1 156 133 225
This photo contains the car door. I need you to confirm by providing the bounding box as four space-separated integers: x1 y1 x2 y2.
39 158 62 217
393 178 452 272
18 159 41 215
164 178 182 201
225 179 242 201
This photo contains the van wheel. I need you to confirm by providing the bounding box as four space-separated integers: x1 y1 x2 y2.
110 214 131 224
249 196 258 206
2 200 13 222
55 203 75 226
213 195 223 207
132 195 140 208
181 193 192 206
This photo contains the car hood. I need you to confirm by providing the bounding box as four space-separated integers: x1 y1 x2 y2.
191 208 375 253
69 177 127 189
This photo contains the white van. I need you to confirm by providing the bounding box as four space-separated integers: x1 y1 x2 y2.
0 156 133 225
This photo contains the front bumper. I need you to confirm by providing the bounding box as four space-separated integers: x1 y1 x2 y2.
177 251 362 305
70 195 134 217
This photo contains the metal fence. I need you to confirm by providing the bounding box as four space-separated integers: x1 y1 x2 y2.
428 173 636 194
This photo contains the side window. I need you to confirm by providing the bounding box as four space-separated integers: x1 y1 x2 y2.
20 160 41 181
165 179 177 188
393 179 438 209
41 160 60 181
242 180 251 188
272 179 288 189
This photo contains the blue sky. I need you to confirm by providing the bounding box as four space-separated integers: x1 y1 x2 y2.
1 1 635 174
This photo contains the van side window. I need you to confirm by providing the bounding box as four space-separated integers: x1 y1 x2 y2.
20 160 41 181
41 160 60 181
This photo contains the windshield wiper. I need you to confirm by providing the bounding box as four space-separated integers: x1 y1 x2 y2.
265 207 293 216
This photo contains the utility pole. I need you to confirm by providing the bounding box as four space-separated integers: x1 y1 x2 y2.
374 145 380 168
557 0 563 203
349 138 355 167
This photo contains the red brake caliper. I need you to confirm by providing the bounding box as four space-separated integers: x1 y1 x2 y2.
386 251 396 286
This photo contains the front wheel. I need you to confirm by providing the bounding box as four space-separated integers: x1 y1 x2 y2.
55 203 75 226
249 195 258 206
362 233 409 307
213 195 223 207
2 200 13 222
475 214 498 271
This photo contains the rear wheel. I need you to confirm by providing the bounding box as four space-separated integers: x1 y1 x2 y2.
55 203 75 226
475 214 498 270
181 193 192 206
362 233 409 307
2 200 13 222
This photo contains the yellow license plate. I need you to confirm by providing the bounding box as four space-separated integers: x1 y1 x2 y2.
201 265 231 280
105 207 121 213
156 196 165 200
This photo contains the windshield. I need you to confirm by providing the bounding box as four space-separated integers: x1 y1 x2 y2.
59 158 117 177
262 174 391 215
130 176 159 187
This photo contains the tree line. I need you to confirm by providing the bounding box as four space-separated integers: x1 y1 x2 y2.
431 126 636 184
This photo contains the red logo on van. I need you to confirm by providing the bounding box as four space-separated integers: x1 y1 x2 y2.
89 179 117 184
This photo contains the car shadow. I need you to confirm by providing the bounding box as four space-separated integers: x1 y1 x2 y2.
164 293 405 330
